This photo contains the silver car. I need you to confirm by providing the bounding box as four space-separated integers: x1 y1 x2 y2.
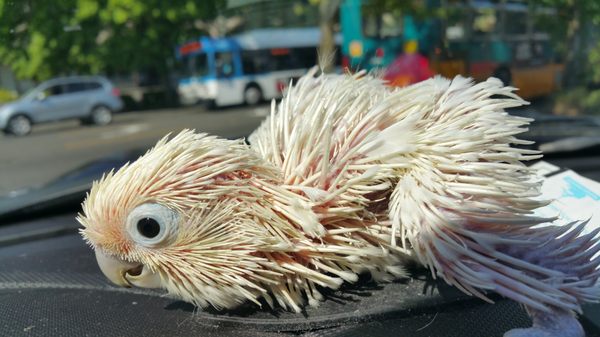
0 76 124 136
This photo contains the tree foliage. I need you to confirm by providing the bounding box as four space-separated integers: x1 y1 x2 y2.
4 0 599 89
0 0 225 81
535 0 600 87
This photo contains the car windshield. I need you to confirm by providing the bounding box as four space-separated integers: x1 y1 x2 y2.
0 0 598 200
20 86 39 100
4 2 600 336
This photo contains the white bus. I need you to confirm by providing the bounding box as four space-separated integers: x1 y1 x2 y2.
175 27 341 108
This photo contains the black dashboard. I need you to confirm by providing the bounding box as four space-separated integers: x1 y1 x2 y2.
1 212 600 337
2 144 600 337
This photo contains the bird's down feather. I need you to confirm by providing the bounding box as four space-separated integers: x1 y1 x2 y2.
79 70 600 321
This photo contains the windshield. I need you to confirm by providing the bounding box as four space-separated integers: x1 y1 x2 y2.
4 1 600 336
20 86 39 100
175 53 209 79
0 0 599 204
0 0 600 194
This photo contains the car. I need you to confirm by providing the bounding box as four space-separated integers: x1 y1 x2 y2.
0 76 124 136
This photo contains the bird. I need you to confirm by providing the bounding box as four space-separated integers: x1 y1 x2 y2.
79 68 600 337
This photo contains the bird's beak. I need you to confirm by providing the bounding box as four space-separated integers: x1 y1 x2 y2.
94 249 162 289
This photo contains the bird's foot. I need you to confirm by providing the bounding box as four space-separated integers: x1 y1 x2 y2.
504 307 584 337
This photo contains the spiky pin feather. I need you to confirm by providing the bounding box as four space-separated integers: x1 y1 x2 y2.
79 69 600 337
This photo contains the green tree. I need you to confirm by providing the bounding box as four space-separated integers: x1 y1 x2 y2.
0 0 225 82
537 0 600 87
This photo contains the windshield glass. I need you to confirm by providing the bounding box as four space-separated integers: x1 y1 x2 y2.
0 0 599 202
5 3 600 337
20 86 39 100
176 53 209 79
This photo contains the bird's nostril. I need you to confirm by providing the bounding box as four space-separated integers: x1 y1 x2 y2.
127 265 143 277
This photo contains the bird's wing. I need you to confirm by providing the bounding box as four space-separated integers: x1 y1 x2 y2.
249 69 387 186
387 76 600 313
249 70 400 228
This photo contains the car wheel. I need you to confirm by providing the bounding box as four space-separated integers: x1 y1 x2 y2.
90 106 113 126
6 115 32 136
244 85 262 106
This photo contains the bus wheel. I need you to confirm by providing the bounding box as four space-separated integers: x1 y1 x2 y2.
493 67 512 86
244 85 262 106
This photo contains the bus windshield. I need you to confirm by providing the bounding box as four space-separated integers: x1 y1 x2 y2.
177 53 209 79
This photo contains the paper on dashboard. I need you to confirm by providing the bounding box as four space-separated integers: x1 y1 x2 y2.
531 161 600 235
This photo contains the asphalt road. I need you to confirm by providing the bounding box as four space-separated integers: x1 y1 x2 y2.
0 104 270 195
2 103 600 196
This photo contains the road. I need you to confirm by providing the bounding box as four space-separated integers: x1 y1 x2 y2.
0 105 270 194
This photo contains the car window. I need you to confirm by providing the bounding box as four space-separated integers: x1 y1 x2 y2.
43 84 65 97
65 82 88 93
85 81 102 90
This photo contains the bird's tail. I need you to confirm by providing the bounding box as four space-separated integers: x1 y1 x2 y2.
393 172 600 313
383 76 600 313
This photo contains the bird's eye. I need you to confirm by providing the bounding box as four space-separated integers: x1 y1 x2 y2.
137 217 161 238
126 203 179 247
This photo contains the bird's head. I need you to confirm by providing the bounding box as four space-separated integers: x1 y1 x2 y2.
78 130 282 308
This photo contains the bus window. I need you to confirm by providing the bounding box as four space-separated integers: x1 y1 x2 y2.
444 6 466 39
216 52 234 78
503 9 528 36
192 54 208 77
380 13 403 38
270 49 293 71
174 56 189 78
472 9 499 36
241 50 270 75
290 48 317 69
362 4 403 39
241 52 256 75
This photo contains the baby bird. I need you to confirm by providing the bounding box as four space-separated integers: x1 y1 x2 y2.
79 69 600 337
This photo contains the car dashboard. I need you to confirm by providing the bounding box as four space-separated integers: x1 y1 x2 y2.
2 144 600 337
2 211 600 337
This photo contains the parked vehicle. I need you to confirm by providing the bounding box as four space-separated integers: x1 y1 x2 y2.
0 76 123 136
175 27 341 108
341 0 563 98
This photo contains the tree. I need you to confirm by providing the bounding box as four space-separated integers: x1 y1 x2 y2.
315 0 341 73
0 0 225 82
537 0 600 87
194 15 244 38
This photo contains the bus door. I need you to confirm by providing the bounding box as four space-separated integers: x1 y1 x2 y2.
214 50 245 106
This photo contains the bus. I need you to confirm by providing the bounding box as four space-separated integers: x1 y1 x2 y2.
340 0 430 70
340 0 563 99
175 27 341 108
